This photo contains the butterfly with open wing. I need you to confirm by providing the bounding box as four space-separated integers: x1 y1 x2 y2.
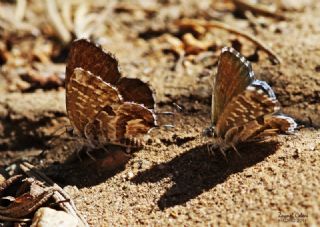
65 39 157 153
208 47 297 154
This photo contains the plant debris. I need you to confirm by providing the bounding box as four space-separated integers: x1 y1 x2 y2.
0 162 89 226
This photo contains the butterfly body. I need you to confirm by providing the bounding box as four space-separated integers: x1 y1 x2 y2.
65 39 157 151
210 47 296 152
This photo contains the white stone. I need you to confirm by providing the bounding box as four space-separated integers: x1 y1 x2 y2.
31 207 78 227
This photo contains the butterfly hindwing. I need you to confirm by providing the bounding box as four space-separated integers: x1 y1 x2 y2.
224 114 297 146
117 78 155 109
216 81 280 138
66 39 121 86
108 102 156 147
85 102 156 148
263 114 297 134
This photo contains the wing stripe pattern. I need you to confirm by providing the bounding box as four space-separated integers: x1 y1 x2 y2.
216 85 280 138
66 39 157 149
66 68 122 137
211 47 297 150
212 47 255 125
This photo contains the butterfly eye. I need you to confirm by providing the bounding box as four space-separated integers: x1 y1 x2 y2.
203 127 215 137
65 126 75 136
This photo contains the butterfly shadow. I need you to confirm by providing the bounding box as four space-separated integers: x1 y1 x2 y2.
40 143 133 188
131 140 279 210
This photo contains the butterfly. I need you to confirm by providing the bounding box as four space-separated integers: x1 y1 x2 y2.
209 47 297 153
65 39 157 151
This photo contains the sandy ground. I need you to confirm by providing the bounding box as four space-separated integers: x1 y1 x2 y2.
0 0 319 226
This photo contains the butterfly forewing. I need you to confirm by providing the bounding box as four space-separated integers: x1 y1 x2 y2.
216 83 280 138
212 47 255 125
66 39 121 86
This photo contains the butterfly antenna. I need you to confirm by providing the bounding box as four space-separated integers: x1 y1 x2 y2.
39 125 70 158
154 103 183 116
173 103 183 112
154 102 184 130
164 85 189 90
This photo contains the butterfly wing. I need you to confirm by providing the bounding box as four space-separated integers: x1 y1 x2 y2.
66 39 121 86
225 114 297 145
66 68 122 136
212 47 255 125
262 114 297 134
116 78 155 109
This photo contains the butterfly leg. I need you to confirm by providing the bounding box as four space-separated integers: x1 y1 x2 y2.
219 147 228 162
206 143 215 156
231 144 241 158
72 139 96 161
102 146 110 154
249 136 272 144
73 141 84 162
83 146 96 161
206 141 220 156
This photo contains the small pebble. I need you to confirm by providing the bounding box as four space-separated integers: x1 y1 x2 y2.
127 171 134 179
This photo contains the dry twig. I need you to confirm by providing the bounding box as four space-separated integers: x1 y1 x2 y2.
231 0 285 20
0 189 55 218
14 0 27 22
19 162 89 227
175 18 281 64
0 214 30 222
46 0 71 43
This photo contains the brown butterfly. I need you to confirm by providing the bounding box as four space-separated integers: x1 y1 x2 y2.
65 39 157 152
208 47 297 153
